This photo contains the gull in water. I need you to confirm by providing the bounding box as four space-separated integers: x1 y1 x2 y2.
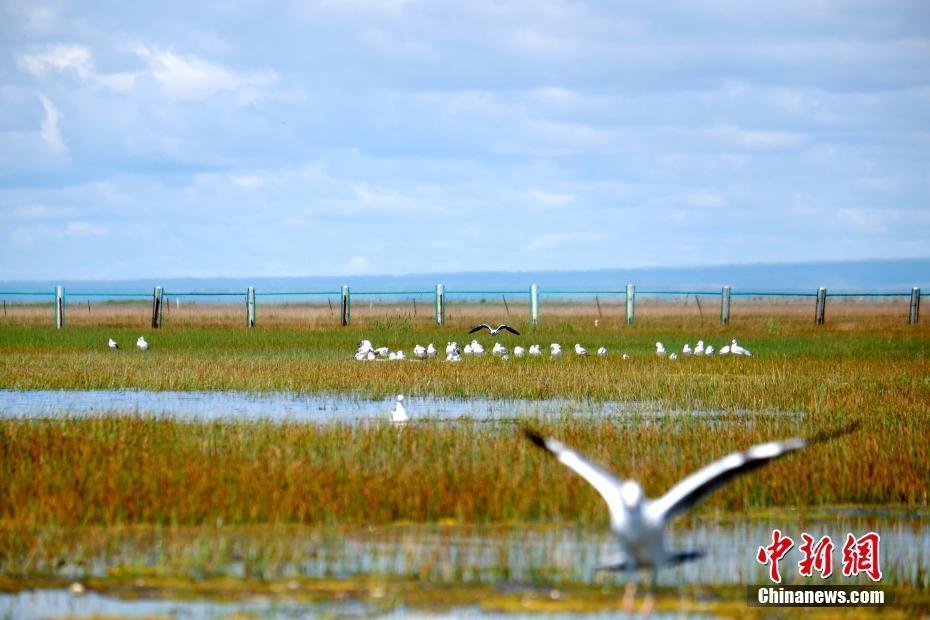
524 422 858 612
136 337 148 351
682 344 692 356
730 339 752 356
426 343 438 358
391 395 408 423
492 342 509 356
108 338 119 350
655 342 666 357
550 343 562 358
513 345 526 357
413 344 427 359
575 343 588 356
469 323 520 335
694 340 705 355
597 347 608 357
528 344 541 356
704 345 715 356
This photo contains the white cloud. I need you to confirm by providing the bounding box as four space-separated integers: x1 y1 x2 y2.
18 45 136 93
527 189 574 208
12 205 79 220
38 94 65 152
65 221 107 237
344 256 370 274
676 124 806 149
524 231 606 252
231 174 264 189
135 45 276 102
685 191 727 209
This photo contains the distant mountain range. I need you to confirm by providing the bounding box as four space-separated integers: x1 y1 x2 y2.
2 258 927 298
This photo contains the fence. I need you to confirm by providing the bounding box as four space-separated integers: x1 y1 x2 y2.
0 284 923 328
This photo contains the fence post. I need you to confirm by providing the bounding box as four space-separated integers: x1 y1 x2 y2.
55 286 65 329
530 283 539 326
247 287 256 328
720 286 731 325
341 285 350 326
625 283 635 325
435 284 445 326
909 287 920 324
151 286 163 328
814 287 826 325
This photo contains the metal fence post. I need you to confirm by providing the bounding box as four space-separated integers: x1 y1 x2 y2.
341 285 350 326
815 287 826 325
625 283 635 325
435 284 445 326
530 283 539 326
909 287 920 324
55 286 65 329
720 286 731 325
247 287 256 328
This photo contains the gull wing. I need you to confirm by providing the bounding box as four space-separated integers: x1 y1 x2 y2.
648 422 859 521
524 429 625 517
468 324 491 334
499 324 520 335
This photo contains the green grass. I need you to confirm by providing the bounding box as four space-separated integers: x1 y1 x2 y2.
0 314 927 608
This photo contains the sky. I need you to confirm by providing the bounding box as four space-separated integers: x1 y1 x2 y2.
1 1 929 281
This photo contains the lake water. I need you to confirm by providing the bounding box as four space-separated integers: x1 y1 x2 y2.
1 516 926 618
0 389 776 423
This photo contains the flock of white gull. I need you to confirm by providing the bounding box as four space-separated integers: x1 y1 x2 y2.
356 322 752 363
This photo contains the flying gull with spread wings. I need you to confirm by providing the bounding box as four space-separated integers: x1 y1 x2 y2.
524 422 858 607
468 323 520 335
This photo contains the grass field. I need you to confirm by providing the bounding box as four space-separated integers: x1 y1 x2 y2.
1 308 928 614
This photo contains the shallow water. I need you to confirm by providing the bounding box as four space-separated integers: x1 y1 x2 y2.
0 389 766 423
2 514 925 618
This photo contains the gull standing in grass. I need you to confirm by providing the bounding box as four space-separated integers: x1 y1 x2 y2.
597 347 608 357
694 340 705 355
492 342 508 356
427 343 438 358
719 344 731 355
136 337 148 351
513 345 526 357
524 422 858 613
704 345 715 356
391 395 408 423
730 339 752 356
550 343 562 358
528 344 541 356
468 323 520 335
413 344 427 359
108 338 119 350
574 343 588 356
470 340 485 355
655 342 666 357
622 353 631 360
682 344 692 356
669 352 678 360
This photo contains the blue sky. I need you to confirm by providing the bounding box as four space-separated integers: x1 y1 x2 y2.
1 1 928 280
